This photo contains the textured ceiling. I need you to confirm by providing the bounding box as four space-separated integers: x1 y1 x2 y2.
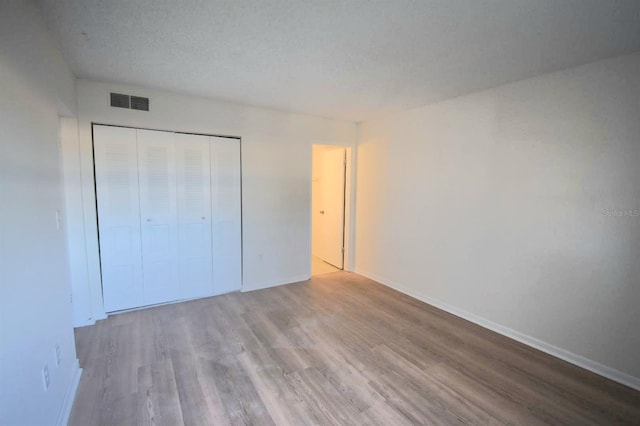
34 0 640 122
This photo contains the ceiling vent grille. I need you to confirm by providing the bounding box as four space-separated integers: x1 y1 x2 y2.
110 92 149 111
130 96 149 111
110 92 130 108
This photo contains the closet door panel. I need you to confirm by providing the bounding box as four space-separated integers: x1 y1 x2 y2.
137 129 180 305
210 136 242 294
93 125 144 312
175 133 213 298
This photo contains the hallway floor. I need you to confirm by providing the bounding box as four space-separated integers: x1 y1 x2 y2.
311 255 341 275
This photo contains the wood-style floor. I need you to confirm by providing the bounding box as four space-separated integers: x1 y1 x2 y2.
70 272 640 425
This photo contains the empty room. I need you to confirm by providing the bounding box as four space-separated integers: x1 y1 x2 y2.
2 0 640 425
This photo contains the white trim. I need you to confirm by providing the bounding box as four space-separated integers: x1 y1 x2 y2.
356 269 640 392
56 359 82 426
242 274 310 293
74 318 95 327
74 312 106 328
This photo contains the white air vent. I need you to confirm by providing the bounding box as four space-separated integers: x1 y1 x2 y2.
110 92 149 111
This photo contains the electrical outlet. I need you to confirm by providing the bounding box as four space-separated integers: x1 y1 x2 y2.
42 365 50 390
55 345 62 366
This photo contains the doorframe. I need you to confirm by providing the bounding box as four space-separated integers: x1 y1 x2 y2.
310 144 355 274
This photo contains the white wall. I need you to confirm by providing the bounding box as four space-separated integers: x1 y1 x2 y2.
65 79 357 325
356 52 640 388
0 1 81 425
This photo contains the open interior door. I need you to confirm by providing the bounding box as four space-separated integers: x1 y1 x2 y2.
313 146 346 269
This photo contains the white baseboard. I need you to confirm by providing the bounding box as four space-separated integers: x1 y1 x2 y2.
74 318 96 328
56 359 82 426
74 312 107 328
356 269 640 392
242 274 310 293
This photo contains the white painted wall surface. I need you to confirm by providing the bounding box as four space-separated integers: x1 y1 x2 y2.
356 53 640 386
0 1 81 425
65 80 357 325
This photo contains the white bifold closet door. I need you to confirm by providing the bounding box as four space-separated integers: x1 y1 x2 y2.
211 136 242 294
94 126 144 312
137 129 180 306
175 133 213 299
94 125 241 313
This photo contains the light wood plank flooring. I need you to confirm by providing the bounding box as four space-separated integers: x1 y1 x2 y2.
70 272 640 425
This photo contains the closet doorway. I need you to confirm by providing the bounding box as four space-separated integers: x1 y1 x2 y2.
93 124 242 312
311 145 348 276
